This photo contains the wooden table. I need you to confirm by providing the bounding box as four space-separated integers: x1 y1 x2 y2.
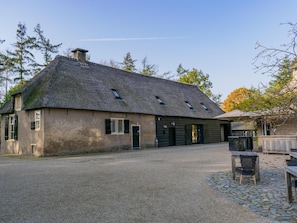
285 166 297 203
290 152 297 159
230 151 260 181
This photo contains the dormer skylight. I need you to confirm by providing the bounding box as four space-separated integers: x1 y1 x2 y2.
185 101 193 109
111 89 122 99
200 102 209 112
155 96 165 105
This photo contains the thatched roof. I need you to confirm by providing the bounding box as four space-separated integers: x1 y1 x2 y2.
0 56 224 119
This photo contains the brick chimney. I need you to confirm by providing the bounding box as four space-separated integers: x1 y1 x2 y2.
71 48 88 62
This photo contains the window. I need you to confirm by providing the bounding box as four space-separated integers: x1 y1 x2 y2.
105 119 129 134
155 96 165 105
9 116 15 139
5 114 18 140
111 118 124 134
15 94 22 111
185 101 194 109
200 103 209 112
35 110 41 130
111 89 122 99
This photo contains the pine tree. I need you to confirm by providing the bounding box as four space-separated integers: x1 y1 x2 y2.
120 52 137 72
139 56 158 76
6 23 37 82
33 24 62 73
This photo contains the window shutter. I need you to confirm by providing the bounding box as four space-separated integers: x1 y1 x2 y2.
14 115 18 140
105 119 111 134
4 116 8 140
124 120 129 133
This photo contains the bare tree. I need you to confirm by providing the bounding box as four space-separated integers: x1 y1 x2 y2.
253 22 297 77
248 22 297 132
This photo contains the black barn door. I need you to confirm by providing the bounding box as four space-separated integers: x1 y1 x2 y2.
169 127 176 146
132 126 140 148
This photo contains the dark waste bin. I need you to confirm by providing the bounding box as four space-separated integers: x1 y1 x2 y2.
228 136 253 151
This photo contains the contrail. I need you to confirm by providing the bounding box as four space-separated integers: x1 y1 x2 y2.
78 36 191 42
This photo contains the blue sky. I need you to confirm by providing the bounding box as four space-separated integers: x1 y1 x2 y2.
1 0 297 100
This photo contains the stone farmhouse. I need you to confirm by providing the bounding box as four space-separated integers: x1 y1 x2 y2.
0 48 229 156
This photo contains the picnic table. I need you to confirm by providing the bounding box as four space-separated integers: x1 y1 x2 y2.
285 166 297 203
230 151 260 181
290 152 297 159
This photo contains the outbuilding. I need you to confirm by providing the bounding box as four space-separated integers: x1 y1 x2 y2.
0 48 229 156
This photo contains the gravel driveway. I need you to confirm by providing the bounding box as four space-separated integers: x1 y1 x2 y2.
0 143 272 223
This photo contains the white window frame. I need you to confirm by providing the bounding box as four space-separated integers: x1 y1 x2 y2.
35 110 41 131
111 118 124 135
15 95 22 111
8 114 15 140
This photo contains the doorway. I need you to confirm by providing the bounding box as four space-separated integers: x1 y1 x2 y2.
192 124 204 144
169 127 176 146
132 125 140 149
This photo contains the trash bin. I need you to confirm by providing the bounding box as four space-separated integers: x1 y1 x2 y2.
228 136 253 151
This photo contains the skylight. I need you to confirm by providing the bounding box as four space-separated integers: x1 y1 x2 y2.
155 96 165 105
200 103 209 112
185 101 193 109
111 89 122 99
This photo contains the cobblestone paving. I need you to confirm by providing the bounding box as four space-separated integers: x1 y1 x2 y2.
207 153 297 223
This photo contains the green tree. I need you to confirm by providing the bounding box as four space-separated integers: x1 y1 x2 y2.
139 56 158 76
6 23 37 82
177 64 222 105
120 52 137 72
0 80 27 106
249 22 297 123
266 59 293 92
33 23 62 73
233 59 297 124
176 63 187 76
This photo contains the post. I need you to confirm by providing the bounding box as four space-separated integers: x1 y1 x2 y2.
232 156 236 180
286 170 293 203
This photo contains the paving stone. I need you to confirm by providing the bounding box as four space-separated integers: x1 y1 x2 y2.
207 153 297 223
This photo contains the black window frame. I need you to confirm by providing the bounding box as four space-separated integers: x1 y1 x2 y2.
185 101 194 110
155 96 165 105
111 89 122 100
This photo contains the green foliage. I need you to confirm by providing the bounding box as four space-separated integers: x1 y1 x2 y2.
33 24 62 73
234 59 296 116
1 22 61 85
176 64 222 105
139 56 158 76
6 23 37 82
120 52 137 72
267 59 293 91
0 81 27 106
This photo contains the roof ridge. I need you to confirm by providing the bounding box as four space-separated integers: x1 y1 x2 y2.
55 55 199 89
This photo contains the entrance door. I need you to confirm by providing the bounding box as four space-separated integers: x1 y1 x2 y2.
169 127 176 146
192 124 204 144
132 126 140 149
197 125 204 144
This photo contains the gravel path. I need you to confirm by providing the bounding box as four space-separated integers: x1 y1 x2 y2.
0 143 274 223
